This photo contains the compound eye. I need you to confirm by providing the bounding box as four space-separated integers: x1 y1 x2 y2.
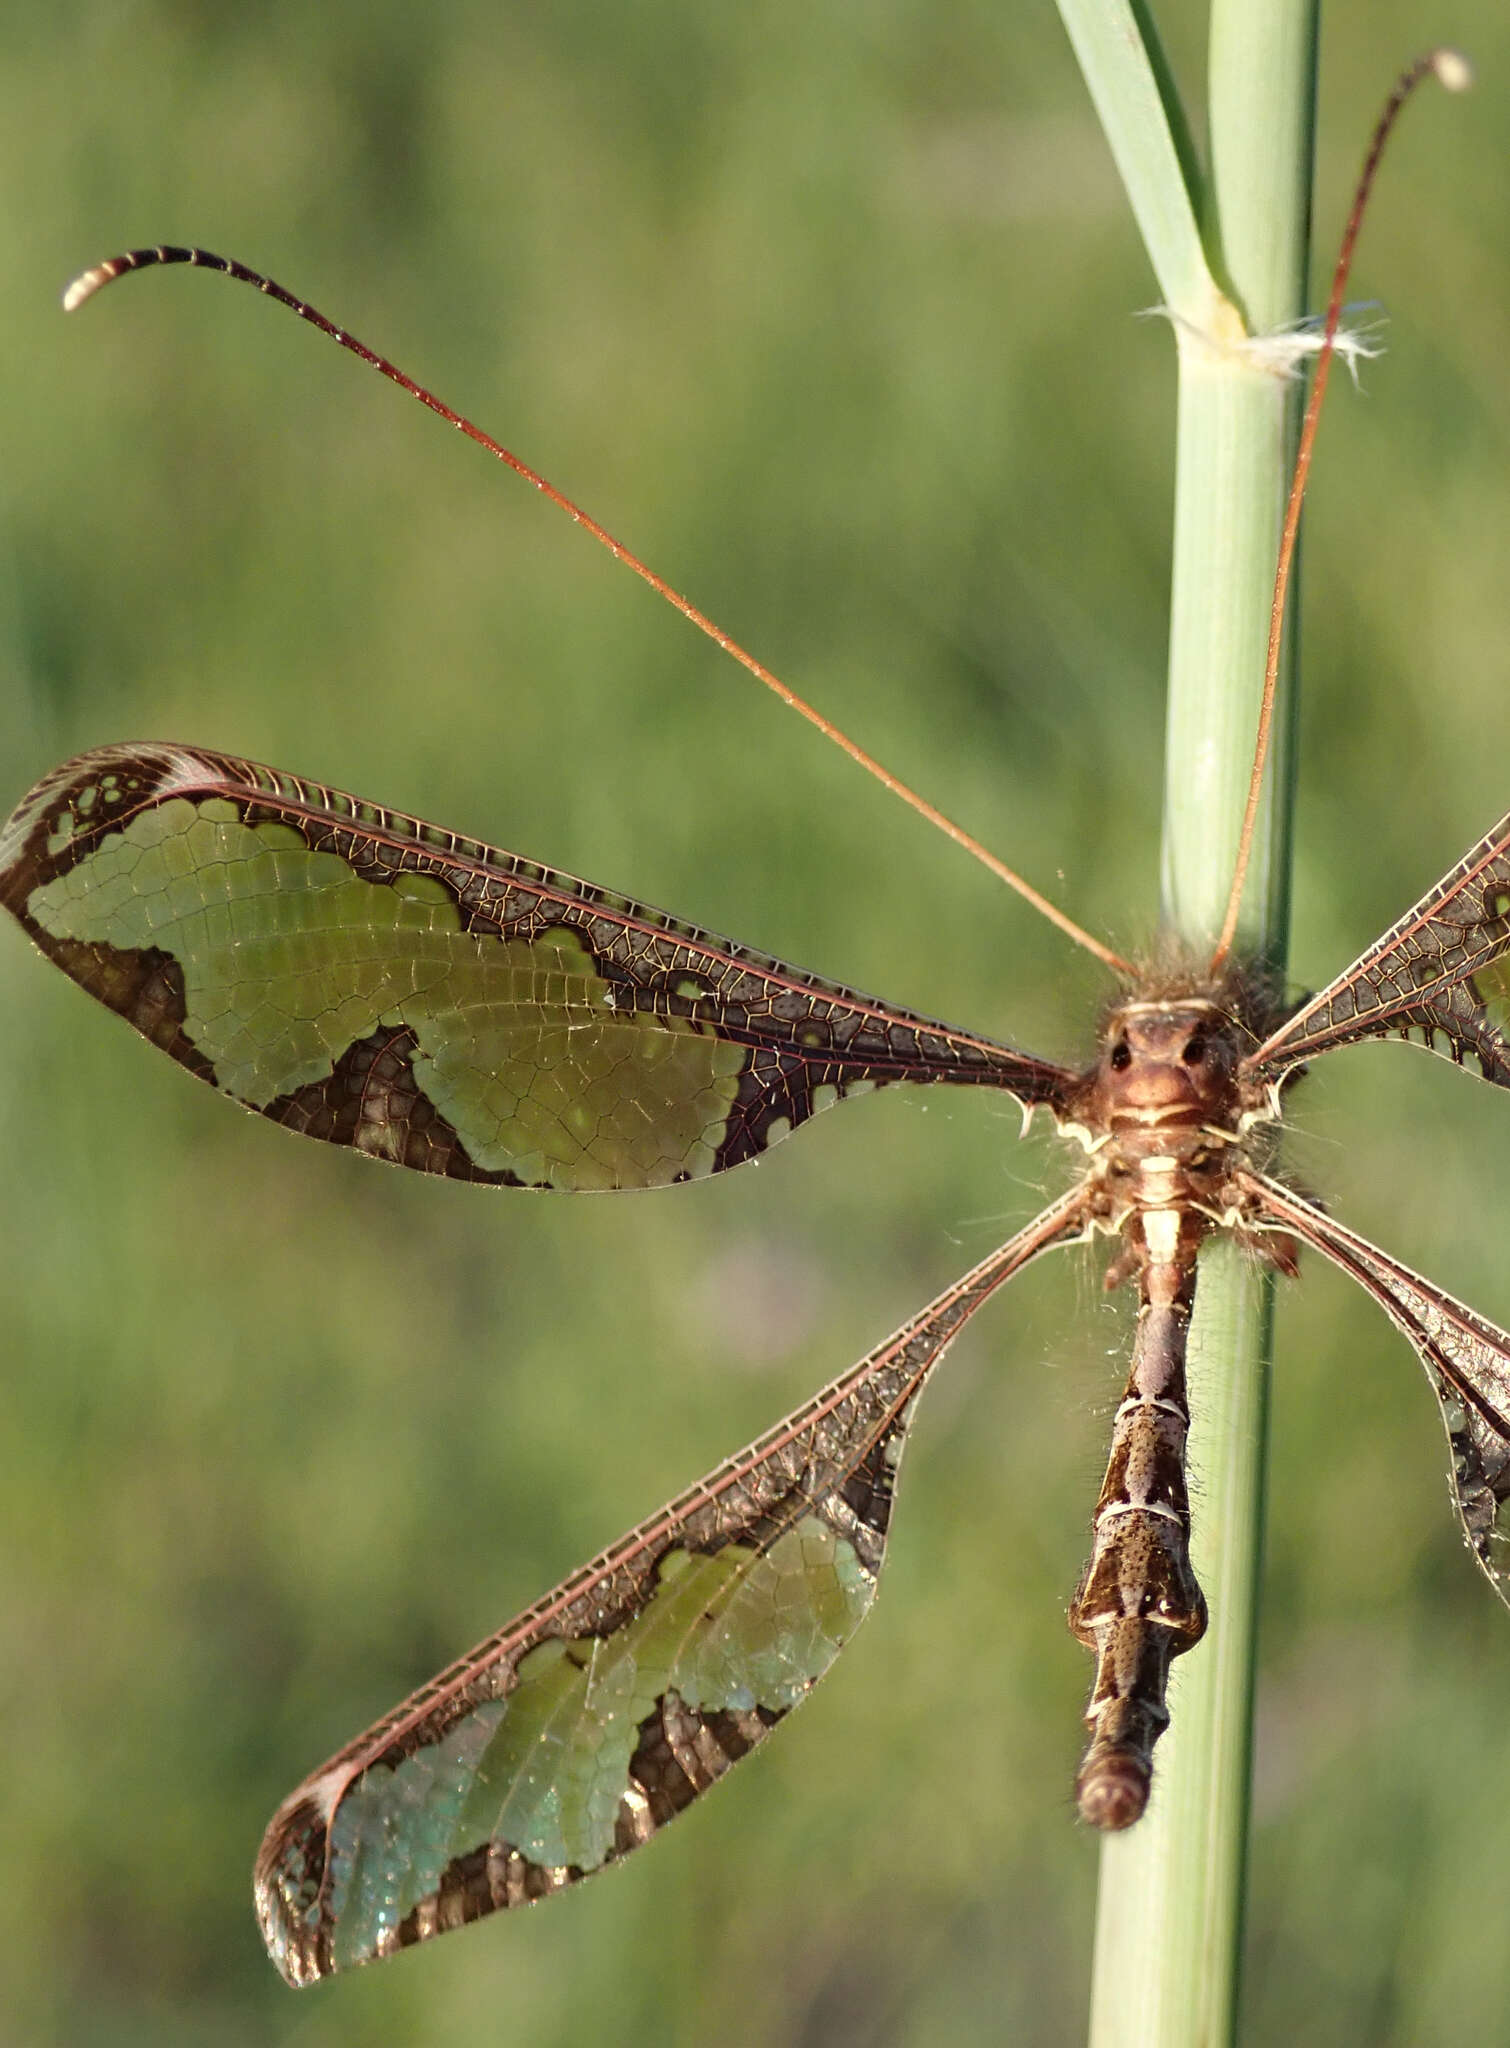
1182 1035 1207 1065
1110 1039 1132 1071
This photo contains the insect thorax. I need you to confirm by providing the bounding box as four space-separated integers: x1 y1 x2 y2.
1061 985 1282 1264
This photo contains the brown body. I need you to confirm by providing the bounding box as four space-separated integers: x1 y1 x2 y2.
1061 993 1285 1827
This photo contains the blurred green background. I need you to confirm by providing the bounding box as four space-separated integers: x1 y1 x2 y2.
4 5 1510 2043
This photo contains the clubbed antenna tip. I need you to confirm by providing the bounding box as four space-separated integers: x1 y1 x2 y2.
62 263 112 313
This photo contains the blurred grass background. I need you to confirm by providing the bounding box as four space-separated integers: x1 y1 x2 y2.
3 5 1510 2043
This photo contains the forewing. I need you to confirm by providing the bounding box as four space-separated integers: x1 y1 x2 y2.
0 745 1076 1189
1245 810 1510 1087
254 1188 1090 1982
1245 1171 1510 1605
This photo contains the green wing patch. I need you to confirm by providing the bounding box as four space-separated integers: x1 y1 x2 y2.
253 1187 1089 1982
308 1520 869 1976
2 745 1076 1187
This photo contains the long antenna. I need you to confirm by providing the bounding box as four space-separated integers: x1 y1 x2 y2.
63 245 1134 978
1208 46 1472 976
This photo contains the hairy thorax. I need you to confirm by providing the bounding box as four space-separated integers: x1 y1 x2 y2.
1062 989 1284 1283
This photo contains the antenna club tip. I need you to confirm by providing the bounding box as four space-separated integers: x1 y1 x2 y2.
61 266 109 313
1431 47 1473 93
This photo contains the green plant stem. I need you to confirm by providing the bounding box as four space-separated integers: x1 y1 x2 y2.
1081 4 1317 2044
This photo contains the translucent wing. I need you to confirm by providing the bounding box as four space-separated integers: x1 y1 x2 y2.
0 745 1076 1189
253 1187 1090 1982
1245 810 1510 1087
1244 1170 1510 1605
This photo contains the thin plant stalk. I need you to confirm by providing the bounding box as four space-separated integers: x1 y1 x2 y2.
1067 2 1317 2042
